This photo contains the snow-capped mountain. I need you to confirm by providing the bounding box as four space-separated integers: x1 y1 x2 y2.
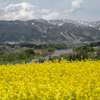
0 19 100 43
48 19 100 28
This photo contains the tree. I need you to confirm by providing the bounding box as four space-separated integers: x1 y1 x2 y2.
25 49 35 57
17 53 27 60
72 54 76 61
68 54 72 61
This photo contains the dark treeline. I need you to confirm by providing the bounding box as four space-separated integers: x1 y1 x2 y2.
20 43 68 50
0 42 68 50
74 42 100 52
88 42 100 47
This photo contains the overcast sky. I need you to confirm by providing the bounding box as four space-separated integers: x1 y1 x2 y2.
0 0 100 21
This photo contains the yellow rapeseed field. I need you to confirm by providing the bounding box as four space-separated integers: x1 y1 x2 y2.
0 58 100 100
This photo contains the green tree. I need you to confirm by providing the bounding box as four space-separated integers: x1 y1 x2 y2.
25 49 35 57
72 54 76 61
68 54 72 61
16 53 27 60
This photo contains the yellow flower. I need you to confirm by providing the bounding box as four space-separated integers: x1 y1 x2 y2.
0 58 100 99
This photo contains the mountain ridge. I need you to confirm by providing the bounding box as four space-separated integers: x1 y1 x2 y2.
0 19 100 44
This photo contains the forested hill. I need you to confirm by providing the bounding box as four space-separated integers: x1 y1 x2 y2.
0 19 100 43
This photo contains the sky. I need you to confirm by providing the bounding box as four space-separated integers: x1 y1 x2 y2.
0 0 100 21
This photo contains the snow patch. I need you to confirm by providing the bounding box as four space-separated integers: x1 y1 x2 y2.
32 22 34 25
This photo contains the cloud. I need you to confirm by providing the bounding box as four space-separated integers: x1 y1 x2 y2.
39 9 59 20
3 2 37 20
72 0 83 8
0 2 59 20
42 12 59 20
40 9 50 14
64 0 84 16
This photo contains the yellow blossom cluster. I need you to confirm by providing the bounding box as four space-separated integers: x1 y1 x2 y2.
93 47 99 49
0 58 100 100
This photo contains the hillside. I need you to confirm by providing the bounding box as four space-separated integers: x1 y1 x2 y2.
0 19 100 44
